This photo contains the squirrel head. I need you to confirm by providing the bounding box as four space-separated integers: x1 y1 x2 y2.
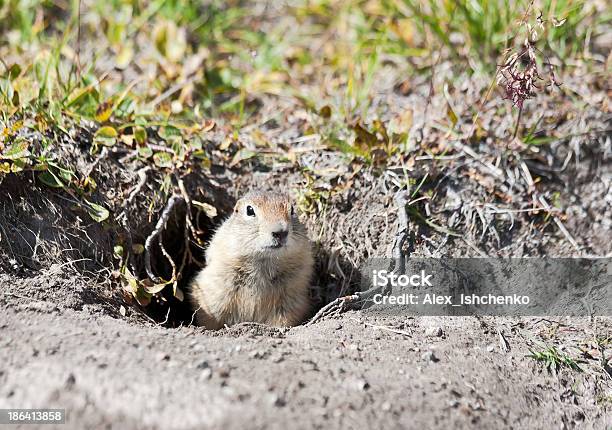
229 191 306 256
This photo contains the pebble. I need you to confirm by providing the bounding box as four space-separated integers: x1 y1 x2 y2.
65 373 76 387
200 368 212 380
268 393 286 407
421 351 440 362
249 350 264 359
270 353 284 363
425 327 443 337
352 378 370 391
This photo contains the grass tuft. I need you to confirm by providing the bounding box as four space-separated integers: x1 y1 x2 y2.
528 346 583 373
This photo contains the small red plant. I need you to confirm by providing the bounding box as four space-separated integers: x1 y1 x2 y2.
498 7 564 137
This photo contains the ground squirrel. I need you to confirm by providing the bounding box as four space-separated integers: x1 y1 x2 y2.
190 191 314 329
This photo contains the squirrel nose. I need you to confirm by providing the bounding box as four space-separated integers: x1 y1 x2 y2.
272 229 288 243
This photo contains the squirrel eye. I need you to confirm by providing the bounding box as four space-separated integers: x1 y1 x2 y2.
245 205 256 217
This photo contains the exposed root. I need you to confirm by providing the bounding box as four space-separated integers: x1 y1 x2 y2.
175 176 207 290
306 190 411 326
144 194 184 283
141 178 206 298
122 166 151 212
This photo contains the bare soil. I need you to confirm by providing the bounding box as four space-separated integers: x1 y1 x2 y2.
1 283 611 430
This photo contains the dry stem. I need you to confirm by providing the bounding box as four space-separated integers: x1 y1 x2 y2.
144 194 184 283
306 190 411 325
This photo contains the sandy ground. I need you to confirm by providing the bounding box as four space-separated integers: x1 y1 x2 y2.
1 277 611 430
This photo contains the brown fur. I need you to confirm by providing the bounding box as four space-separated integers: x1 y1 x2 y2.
190 191 313 329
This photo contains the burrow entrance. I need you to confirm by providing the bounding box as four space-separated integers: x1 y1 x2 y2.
142 202 354 328
0 174 356 329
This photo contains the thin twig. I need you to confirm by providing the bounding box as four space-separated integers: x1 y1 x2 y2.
144 194 184 282
158 307 171 326
148 144 175 154
497 328 511 352
513 103 524 139
158 228 177 286
122 166 151 211
538 195 581 253
115 166 151 275
76 0 82 80
349 317 412 337
148 75 198 108
83 147 108 178
175 176 205 283
176 176 200 239
306 190 411 325
452 140 505 178
189 307 201 326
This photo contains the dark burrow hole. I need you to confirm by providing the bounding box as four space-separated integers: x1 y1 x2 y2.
0 174 359 329
141 199 228 327
141 201 356 329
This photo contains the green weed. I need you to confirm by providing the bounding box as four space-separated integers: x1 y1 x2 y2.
528 346 583 373
390 0 604 69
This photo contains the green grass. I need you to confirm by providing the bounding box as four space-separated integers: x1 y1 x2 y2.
391 0 606 69
596 394 612 406
528 346 583 373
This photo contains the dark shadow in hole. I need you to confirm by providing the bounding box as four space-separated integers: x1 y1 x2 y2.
146 219 363 328
143 178 235 327
306 246 361 320
0 165 362 328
